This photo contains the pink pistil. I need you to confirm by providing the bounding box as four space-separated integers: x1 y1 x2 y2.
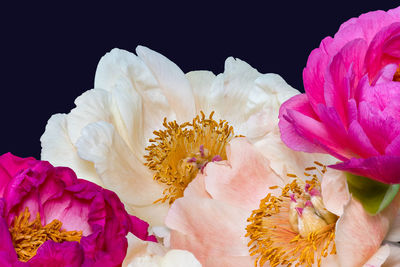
305 184 310 191
305 200 313 207
309 188 321 197
199 145 205 157
187 157 197 163
295 207 304 216
212 155 222 162
290 194 297 202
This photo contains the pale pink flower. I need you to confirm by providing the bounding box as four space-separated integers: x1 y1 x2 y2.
165 138 400 267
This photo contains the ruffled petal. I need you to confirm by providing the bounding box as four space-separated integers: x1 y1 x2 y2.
0 153 35 197
136 46 196 122
40 114 101 185
75 121 167 225
28 241 84 267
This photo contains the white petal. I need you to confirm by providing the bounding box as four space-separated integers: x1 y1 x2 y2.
75 121 165 208
123 233 200 267
95 48 175 144
67 89 113 144
213 57 263 126
383 243 400 267
255 73 299 105
40 114 102 185
160 250 201 267
321 168 350 216
253 133 336 180
364 245 390 267
136 46 196 122
185 70 216 115
123 233 167 267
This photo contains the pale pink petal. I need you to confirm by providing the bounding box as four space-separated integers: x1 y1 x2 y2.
184 174 211 199
336 193 400 267
204 138 284 211
166 197 250 259
204 255 254 267
321 168 350 216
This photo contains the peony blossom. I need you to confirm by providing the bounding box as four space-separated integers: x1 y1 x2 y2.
0 152 155 266
122 232 201 267
40 45 305 226
279 7 400 184
165 138 400 267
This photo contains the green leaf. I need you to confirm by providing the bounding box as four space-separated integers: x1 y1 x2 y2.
346 173 400 215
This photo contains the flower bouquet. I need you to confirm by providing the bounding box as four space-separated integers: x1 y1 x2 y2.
2 6 399 267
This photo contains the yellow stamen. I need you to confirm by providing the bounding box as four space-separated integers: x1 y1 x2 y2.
144 111 235 204
9 207 82 262
246 164 337 267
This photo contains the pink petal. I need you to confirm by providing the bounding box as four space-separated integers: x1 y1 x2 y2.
28 241 84 267
335 193 400 267
364 23 400 80
0 153 35 197
324 38 368 123
330 155 400 184
166 197 250 260
204 138 284 211
279 94 330 154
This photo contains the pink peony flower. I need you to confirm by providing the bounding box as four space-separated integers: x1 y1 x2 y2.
279 7 400 184
165 138 400 267
0 153 156 267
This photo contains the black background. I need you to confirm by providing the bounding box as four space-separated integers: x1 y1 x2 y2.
1 2 397 159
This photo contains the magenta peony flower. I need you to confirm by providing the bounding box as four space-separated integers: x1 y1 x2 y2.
0 153 155 267
279 7 400 184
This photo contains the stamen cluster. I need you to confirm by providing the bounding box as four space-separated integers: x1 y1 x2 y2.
9 207 82 262
246 162 337 267
145 111 235 204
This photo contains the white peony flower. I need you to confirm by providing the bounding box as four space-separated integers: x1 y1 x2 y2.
41 46 329 226
123 233 201 267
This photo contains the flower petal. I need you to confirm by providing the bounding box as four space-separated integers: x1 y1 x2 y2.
136 46 196 122
335 192 400 267
383 243 400 267
28 241 84 267
321 168 350 216
75 121 167 225
204 138 284 211
363 244 390 267
40 114 102 185
166 197 250 259
330 155 400 184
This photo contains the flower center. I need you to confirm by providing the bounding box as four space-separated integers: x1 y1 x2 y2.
9 207 82 262
145 111 235 204
246 162 338 267
393 65 400 82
